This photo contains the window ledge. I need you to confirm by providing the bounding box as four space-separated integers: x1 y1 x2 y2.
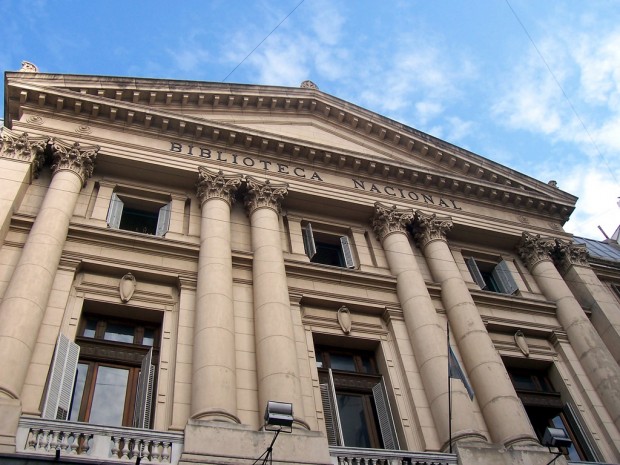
16 417 184 464
330 446 457 465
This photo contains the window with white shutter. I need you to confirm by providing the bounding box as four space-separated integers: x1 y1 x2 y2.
302 222 356 269
106 192 171 236
316 348 399 450
42 334 80 420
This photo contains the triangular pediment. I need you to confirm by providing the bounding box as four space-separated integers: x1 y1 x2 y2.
4 72 577 221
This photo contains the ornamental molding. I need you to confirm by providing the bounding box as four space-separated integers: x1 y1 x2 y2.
0 129 48 178
196 166 242 207
244 176 288 215
413 210 453 249
555 239 589 273
4 75 576 221
49 138 99 186
516 232 556 270
19 61 39 73
371 202 414 242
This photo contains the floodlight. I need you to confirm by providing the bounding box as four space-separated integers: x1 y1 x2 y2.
264 401 293 431
542 427 573 448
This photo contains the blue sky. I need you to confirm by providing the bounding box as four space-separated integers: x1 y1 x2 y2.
1 0 618 239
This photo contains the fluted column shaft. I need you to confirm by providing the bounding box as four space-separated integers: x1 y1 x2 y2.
519 233 620 431
245 177 307 428
0 140 97 400
372 204 486 449
191 168 242 422
414 212 536 447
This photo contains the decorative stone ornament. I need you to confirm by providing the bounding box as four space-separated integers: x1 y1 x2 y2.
413 211 453 249
555 239 589 272
300 80 318 90
372 203 414 242
119 273 137 303
49 139 99 186
196 167 243 207
0 129 48 178
337 306 352 334
517 232 556 270
19 61 39 73
514 330 530 357
244 176 288 215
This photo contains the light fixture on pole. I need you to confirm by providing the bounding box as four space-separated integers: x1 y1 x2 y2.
253 401 294 465
542 427 572 465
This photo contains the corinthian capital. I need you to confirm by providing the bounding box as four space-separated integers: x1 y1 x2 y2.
371 202 414 242
244 176 288 215
0 129 49 178
50 139 99 186
413 211 453 249
555 239 589 272
517 232 556 270
196 167 242 207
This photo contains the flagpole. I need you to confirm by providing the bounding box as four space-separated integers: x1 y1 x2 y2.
447 320 452 454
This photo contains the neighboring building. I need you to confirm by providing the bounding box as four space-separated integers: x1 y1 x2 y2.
0 63 619 465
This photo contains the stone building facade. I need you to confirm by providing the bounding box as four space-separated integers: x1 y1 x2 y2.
1 65 619 465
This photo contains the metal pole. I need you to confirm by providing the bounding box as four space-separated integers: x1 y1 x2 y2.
448 321 453 454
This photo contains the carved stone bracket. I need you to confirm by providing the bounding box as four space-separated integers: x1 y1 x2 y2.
50 138 99 186
244 176 288 215
196 167 242 207
516 232 556 270
371 202 414 242
0 129 48 178
555 239 589 273
413 210 453 249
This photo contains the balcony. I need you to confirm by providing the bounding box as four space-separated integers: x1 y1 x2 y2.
329 446 457 465
15 417 184 464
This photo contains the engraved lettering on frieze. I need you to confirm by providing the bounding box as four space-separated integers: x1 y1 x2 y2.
0 130 48 178
372 202 414 242
50 139 99 186
353 179 462 211
413 211 453 249
516 232 556 270
244 176 288 215
196 167 243 207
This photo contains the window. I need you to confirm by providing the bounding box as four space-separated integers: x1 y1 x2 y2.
507 367 597 461
316 347 399 449
465 257 518 294
303 223 355 269
42 316 159 429
107 192 171 236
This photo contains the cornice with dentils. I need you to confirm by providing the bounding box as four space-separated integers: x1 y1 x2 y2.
4 73 576 221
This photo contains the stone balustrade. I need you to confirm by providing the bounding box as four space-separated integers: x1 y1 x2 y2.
16 417 183 464
330 446 457 465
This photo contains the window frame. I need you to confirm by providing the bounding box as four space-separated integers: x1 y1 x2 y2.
302 222 356 269
465 256 519 295
107 192 171 237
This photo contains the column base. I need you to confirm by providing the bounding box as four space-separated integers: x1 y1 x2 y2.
454 442 568 465
192 409 241 424
0 398 21 454
180 419 332 465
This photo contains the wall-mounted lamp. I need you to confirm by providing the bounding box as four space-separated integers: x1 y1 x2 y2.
542 427 572 465
264 401 293 433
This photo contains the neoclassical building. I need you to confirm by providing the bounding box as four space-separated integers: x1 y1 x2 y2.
1 63 619 465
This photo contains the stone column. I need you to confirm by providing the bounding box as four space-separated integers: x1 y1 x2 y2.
244 176 307 429
518 233 620 432
191 168 242 423
556 240 620 364
413 212 537 447
0 139 97 401
0 130 48 246
372 204 486 449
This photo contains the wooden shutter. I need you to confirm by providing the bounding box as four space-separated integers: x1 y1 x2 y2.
133 348 155 429
319 369 343 446
492 260 519 295
106 193 124 229
302 223 317 259
340 236 355 269
465 257 487 290
42 334 80 420
155 202 172 237
372 378 400 450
